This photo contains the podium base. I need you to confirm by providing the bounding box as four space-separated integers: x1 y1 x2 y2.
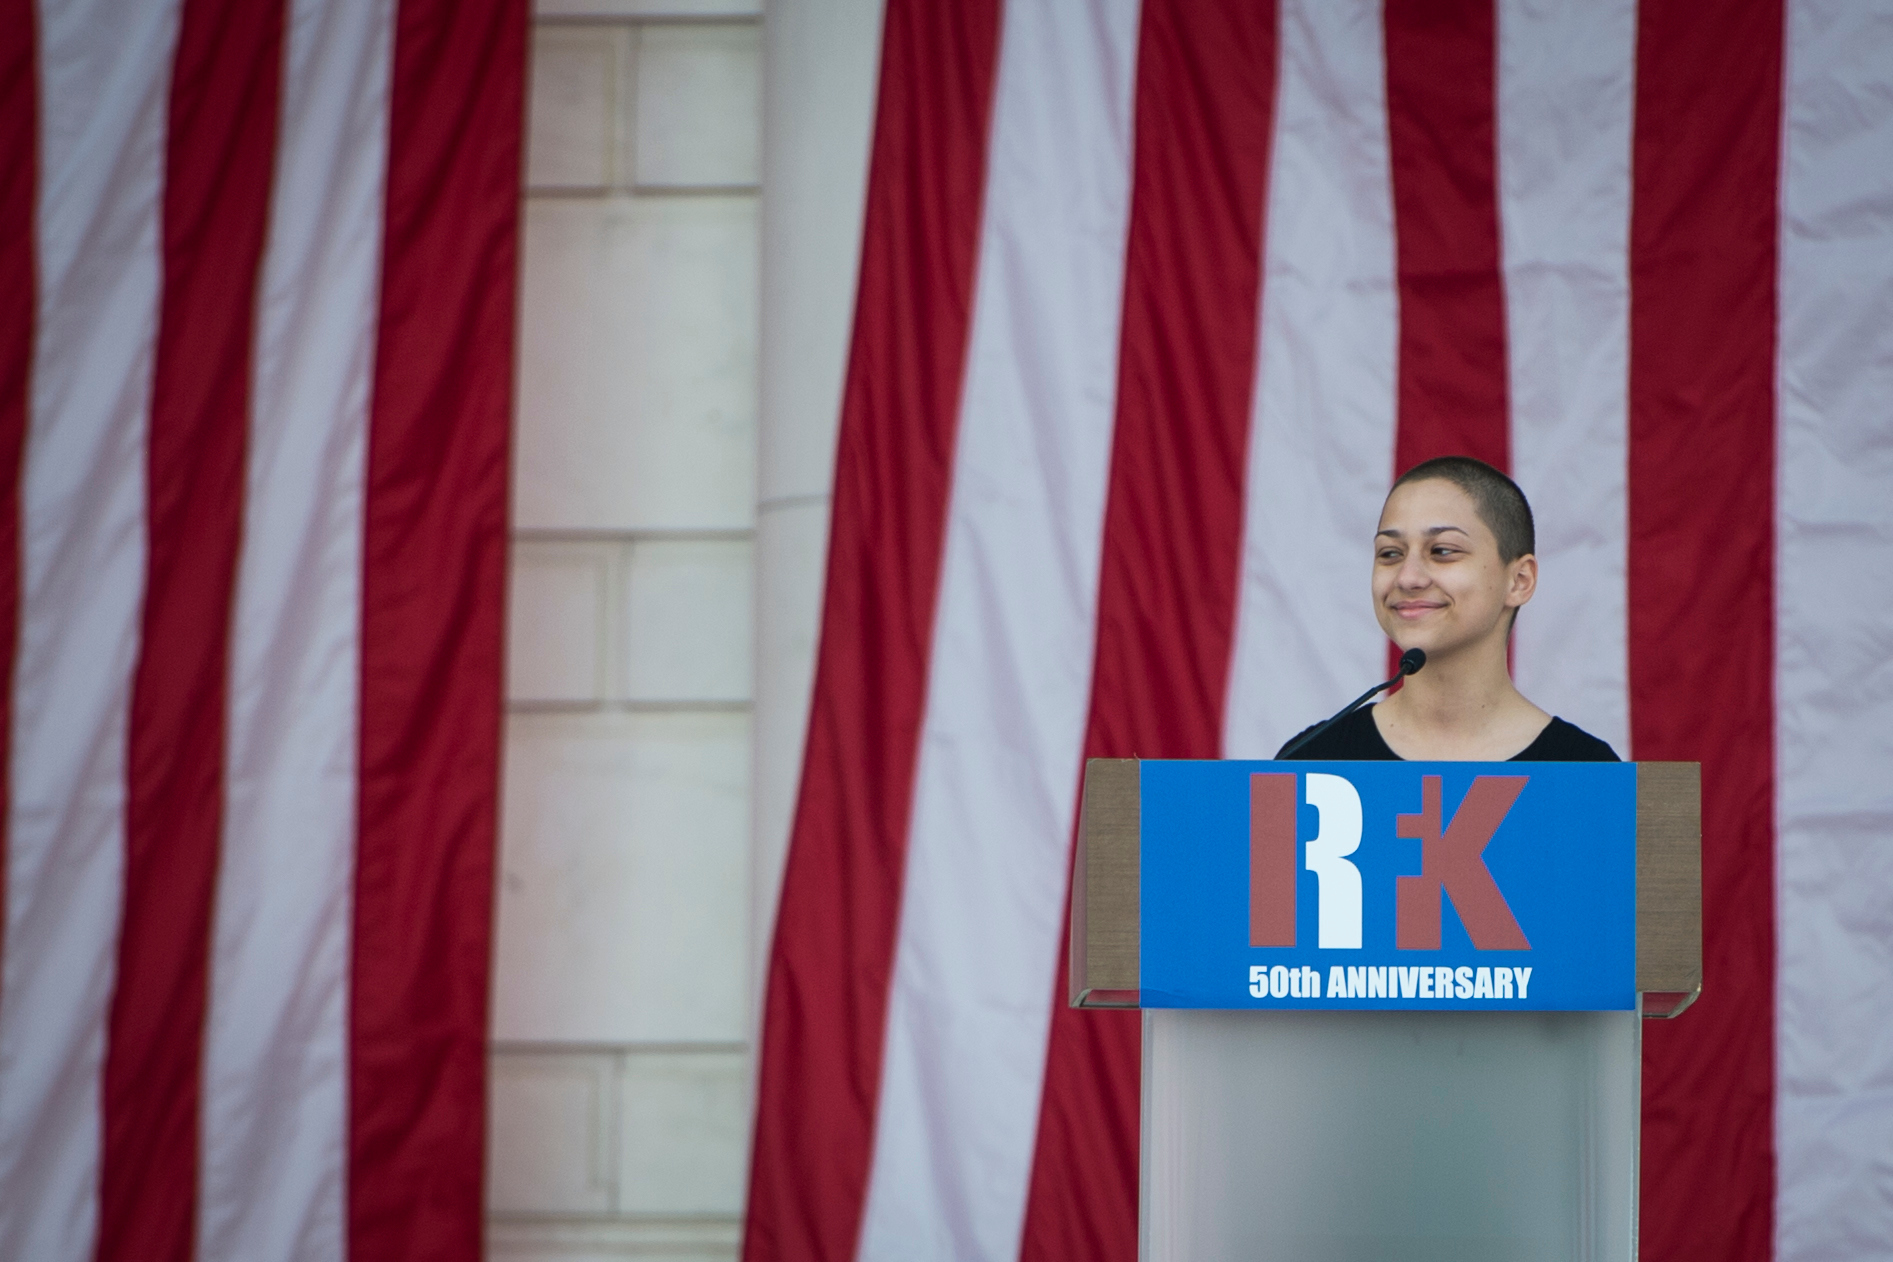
1141 1008 1639 1262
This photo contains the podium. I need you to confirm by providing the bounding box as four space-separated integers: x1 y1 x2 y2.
1070 759 1700 1262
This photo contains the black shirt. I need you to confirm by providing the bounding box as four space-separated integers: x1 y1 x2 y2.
1277 705 1619 762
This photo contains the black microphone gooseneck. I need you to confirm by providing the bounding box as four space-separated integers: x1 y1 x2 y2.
1276 647 1426 758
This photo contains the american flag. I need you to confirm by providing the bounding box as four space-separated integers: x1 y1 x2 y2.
0 0 520 1258
746 1 1893 1259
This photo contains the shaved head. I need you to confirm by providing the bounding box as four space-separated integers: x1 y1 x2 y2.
1390 456 1535 563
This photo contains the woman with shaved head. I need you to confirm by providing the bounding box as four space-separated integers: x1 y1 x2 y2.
1279 456 1617 763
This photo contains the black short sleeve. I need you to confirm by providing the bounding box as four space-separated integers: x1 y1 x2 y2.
1276 707 1396 759
1512 717 1620 761
1277 708 1619 762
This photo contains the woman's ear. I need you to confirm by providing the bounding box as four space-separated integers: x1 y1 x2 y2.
1506 553 1538 608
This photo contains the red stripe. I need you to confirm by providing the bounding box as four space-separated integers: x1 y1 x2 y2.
1628 1 1782 1256
1383 0 1510 477
741 2 1002 1257
349 0 523 1256
0 0 33 1016
1017 3 1277 1256
98 3 284 1257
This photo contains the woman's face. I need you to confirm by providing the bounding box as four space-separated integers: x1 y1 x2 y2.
1372 478 1534 661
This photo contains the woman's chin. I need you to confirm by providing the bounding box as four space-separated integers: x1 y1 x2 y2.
1378 620 1439 654
1390 626 1507 665
1385 622 1462 658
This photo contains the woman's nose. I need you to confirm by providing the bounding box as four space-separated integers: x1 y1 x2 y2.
1396 554 1430 588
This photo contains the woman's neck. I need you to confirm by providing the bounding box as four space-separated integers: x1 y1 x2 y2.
1373 637 1549 760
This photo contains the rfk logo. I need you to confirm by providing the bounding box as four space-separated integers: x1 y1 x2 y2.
1249 772 1531 951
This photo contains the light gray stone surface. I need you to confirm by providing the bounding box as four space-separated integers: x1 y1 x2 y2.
496 10 771 1249
634 25 761 188
494 710 750 1046
513 195 757 532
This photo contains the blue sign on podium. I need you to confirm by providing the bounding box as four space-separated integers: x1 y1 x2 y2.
1138 761 1638 1011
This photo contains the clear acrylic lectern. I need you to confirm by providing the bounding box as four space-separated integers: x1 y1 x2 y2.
1070 758 1700 1262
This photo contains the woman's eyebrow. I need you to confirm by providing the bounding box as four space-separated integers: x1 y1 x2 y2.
1374 524 1472 540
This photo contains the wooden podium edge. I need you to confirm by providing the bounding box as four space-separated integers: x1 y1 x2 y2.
1636 760 1703 1011
1070 759 1703 1016
1071 758 1140 1008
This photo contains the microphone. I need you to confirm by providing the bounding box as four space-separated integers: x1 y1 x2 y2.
1276 648 1425 759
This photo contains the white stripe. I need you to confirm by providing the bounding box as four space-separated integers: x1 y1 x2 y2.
853 0 1139 1256
195 0 392 1258
1497 0 1635 756
0 3 180 1258
1775 4 1893 1257
1224 0 1399 758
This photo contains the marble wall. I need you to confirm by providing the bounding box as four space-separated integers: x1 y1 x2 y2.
495 4 762 1258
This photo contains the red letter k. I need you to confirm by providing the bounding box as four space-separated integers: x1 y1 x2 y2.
1395 775 1531 950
